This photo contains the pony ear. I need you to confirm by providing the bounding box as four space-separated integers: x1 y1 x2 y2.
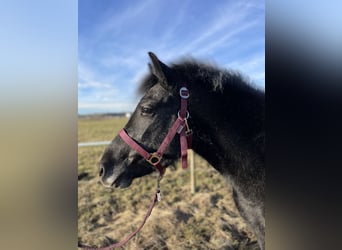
148 52 173 88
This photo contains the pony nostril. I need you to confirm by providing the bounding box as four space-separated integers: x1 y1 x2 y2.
99 166 105 177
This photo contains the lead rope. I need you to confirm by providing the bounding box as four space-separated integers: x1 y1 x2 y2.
78 176 162 250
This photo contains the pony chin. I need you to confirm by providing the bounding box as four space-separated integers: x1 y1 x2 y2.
111 171 134 188
114 176 133 188
100 171 133 189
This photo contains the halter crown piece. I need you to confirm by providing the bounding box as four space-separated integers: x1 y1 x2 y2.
79 84 192 250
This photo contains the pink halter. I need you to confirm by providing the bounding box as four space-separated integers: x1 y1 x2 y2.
119 84 192 177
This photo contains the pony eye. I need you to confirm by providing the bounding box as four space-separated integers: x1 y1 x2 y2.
141 106 153 115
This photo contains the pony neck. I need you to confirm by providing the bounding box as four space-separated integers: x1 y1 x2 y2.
188 83 265 203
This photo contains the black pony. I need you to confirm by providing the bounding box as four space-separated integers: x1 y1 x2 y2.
99 52 265 249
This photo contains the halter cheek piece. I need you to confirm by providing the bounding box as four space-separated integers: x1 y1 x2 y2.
119 84 192 178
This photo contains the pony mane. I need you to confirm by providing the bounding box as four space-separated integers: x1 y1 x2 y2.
138 59 262 96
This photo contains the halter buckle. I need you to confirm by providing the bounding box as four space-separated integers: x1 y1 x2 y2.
179 87 190 99
147 152 162 165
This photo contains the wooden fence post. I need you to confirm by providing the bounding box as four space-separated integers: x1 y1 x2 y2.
189 149 196 194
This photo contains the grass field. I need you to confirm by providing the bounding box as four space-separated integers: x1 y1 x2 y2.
78 116 258 249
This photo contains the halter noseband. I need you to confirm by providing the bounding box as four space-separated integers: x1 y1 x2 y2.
119 84 192 177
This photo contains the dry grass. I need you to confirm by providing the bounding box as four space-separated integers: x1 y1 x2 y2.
78 116 258 249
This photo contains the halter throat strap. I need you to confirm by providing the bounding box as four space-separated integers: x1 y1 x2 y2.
119 84 192 177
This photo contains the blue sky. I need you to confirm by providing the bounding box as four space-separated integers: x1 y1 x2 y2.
78 0 265 114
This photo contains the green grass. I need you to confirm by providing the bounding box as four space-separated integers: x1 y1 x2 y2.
78 116 258 249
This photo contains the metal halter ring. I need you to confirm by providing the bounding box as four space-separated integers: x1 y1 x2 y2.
179 87 190 99
178 110 189 119
147 152 162 165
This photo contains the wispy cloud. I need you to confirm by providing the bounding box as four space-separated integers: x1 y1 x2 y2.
184 2 252 48
78 81 112 89
79 0 265 114
227 53 265 87
78 102 135 110
95 0 157 39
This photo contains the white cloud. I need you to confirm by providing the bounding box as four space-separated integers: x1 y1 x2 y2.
94 0 158 41
79 0 265 113
151 1 263 62
78 101 136 111
78 81 112 89
227 54 265 87
184 2 251 48
195 20 261 56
